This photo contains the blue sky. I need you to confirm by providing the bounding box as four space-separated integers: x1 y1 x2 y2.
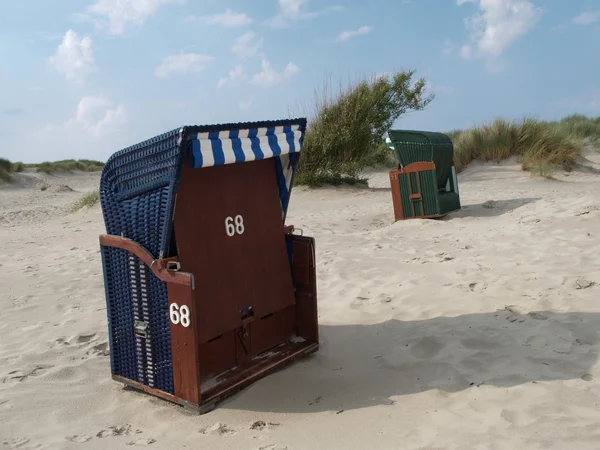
0 0 599 163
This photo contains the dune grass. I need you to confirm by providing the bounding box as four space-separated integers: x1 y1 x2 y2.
71 190 100 212
0 168 10 182
295 70 432 187
0 158 105 180
448 115 600 176
0 158 14 181
36 159 105 174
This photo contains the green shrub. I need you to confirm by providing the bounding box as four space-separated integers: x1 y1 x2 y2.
0 158 13 182
0 158 12 172
36 162 54 174
296 71 433 186
0 167 10 182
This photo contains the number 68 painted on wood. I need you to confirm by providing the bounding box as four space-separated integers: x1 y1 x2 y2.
225 215 245 237
170 303 190 327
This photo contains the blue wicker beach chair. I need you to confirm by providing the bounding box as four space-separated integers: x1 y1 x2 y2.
99 119 318 413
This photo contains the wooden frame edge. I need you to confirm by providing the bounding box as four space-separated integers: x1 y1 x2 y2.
113 375 200 411
99 234 194 288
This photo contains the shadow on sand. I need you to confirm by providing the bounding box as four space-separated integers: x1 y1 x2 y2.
444 197 540 219
223 309 600 413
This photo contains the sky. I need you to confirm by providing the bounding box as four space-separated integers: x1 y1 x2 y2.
0 0 599 163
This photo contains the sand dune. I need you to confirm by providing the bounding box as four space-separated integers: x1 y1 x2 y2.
1 151 600 449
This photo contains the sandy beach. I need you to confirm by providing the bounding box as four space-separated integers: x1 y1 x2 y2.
1 147 600 450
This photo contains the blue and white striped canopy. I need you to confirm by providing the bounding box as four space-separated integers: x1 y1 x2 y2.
188 124 303 168
187 123 305 219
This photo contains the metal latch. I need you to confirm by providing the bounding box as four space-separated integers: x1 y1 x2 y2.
134 320 149 338
166 261 181 272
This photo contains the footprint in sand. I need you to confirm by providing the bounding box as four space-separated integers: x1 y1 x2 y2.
527 312 548 321
1 437 30 449
86 341 110 357
199 423 236 436
51 337 70 348
309 396 323 406
436 252 455 262
11 295 34 309
574 205 600 216
503 306 526 323
66 435 93 443
408 337 445 359
3 365 54 383
403 257 421 264
96 424 133 438
351 294 393 308
74 333 97 344
126 438 156 446
250 421 267 431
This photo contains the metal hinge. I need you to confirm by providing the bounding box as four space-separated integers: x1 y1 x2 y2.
134 320 149 338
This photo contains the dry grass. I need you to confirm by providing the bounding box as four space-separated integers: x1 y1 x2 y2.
0 168 10 182
36 159 104 174
449 116 596 176
0 158 13 181
71 190 100 212
0 158 105 181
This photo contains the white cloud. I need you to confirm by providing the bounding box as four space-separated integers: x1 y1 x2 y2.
572 10 600 25
279 0 307 17
86 0 177 35
28 96 127 161
49 30 95 83
216 31 264 89
232 31 264 59
283 63 300 78
44 96 126 139
267 0 343 28
73 96 126 137
460 44 472 59
336 25 373 42
202 8 252 27
458 0 541 64
251 59 299 88
218 65 247 88
155 53 214 78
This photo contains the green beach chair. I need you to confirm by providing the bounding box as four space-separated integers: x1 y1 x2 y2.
387 130 461 220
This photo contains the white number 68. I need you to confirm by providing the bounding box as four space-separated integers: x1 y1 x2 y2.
169 303 190 327
225 215 245 237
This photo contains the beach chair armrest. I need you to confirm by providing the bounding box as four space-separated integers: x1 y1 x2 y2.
400 161 436 174
99 234 194 289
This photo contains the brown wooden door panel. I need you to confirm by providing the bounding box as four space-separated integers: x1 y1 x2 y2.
287 234 319 343
174 156 296 343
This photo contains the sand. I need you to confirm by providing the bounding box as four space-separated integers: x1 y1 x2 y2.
1 148 600 450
